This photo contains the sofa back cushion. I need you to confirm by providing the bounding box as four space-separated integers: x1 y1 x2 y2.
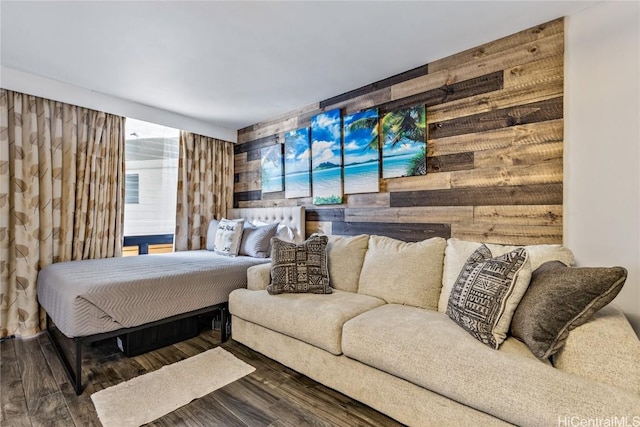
358 235 446 310
326 234 369 293
438 238 575 312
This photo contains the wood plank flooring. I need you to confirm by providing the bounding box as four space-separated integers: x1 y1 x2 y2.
0 328 403 427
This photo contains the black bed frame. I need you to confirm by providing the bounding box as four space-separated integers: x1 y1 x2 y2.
46 302 230 395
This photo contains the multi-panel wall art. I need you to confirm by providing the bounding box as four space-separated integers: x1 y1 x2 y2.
259 104 426 203
343 108 379 194
260 144 284 193
381 105 427 179
311 109 343 205
284 127 311 199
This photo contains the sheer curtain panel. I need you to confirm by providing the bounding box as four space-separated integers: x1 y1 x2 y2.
0 89 125 338
174 131 233 251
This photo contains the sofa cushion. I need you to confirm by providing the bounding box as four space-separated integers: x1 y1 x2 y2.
511 261 627 359
229 289 385 355
553 305 640 397
326 234 369 293
446 245 531 349
267 235 331 295
358 236 446 310
342 304 640 425
438 238 575 312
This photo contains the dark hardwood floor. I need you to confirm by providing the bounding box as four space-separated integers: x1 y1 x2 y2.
0 327 403 427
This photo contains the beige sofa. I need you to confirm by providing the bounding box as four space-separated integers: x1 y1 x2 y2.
229 235 640 426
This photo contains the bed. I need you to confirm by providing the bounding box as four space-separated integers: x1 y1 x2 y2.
37 206 305 394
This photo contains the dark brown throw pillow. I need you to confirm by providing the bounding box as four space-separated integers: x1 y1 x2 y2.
267 235 331 295
511 261 627 359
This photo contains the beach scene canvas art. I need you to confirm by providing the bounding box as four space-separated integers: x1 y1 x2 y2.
381 105 427 179
343 108 379 194
284 127 311 198
311 109 343 205
261 144 284 193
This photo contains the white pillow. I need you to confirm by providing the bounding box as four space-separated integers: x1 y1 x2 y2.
275 224 295 242
213 218 245 256
205 219 220 251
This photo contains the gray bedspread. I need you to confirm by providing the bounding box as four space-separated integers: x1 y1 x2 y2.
37 250 269 338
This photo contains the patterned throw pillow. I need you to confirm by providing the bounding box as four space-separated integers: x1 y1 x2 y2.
213 218 244 256
446 245 531 349
267 235 331 295
239 223 279 258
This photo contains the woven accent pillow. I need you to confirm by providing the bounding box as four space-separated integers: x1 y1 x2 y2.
239 222 279 258
511 261 627 359
267 235 331 295
447 245 531 349
212 218 245 256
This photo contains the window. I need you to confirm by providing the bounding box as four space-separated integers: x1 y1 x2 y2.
125 174 139 204
124 119 179 238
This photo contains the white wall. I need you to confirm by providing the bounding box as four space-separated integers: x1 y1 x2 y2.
565 1 640 334
0 67 237 142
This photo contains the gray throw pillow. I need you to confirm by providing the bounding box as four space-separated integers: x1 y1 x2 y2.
267 235 331 295
239 223 278 258
446 245 531 349
510 261 627 359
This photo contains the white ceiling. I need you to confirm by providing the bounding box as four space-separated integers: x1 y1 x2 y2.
1 1 596 132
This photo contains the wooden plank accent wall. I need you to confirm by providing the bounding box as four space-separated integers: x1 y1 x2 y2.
233 18 564 245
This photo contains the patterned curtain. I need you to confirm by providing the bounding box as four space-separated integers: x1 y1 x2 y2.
0 89 125 338
174 131 233 251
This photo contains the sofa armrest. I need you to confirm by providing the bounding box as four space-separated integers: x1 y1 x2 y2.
247 263 272 291
553 304 640 396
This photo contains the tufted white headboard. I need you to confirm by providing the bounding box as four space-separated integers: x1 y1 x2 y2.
228 206 305 243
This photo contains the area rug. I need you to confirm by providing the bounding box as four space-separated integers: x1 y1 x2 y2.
91 347 255 427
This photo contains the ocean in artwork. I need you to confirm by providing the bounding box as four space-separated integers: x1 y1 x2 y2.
383 151 425 178
343 108 379 194
310 167 342 204
344 161 379 194
262 173 284 193
311 109 343 205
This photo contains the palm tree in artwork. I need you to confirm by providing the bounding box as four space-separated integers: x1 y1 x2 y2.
347 105 427 176
347 106 426 151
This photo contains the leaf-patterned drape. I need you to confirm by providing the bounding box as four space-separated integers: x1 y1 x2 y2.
0 89 125 338
174 131 233 251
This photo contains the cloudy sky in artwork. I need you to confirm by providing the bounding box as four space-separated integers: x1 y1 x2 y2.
261 144 283 175
311 109 342 168
284 127 310 174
